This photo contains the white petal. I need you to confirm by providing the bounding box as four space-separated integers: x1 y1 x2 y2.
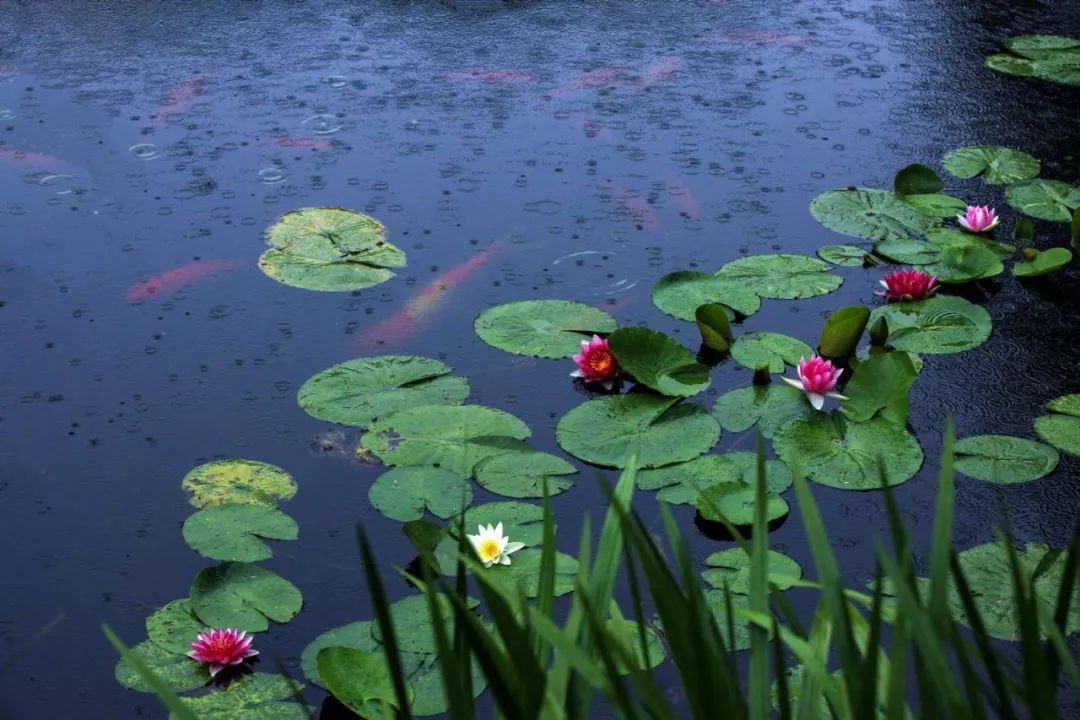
780 376 804 390
827 392 849 401
570 370 582 378
808 393 826 410
494 522 504 537
504 541 525 554
500 555 512 565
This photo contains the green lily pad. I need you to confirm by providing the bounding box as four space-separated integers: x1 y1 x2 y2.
409 653 487 716
369 467 473 522
702 548 802 594
318 648 404 717
924 244 1004 284
941 146 1041 185
988 37 1080 86
810 188 940 241
182 504 298 562
556 394 720 469
953 435 1059 483
182 459 297 510
454 501 545 546
1014 247 1073 277
894 163 943 196
608 327 711 397
301 621 378 688
146 598 210 655
840 351 917 426
986 53 1037 77
636 452 793 504
1005 35 1080 57
473 450 577 498
259 208 406 292
1035 394 1080 457
469 547 578 598
730 331 813 373
869 295 991 354
359 405 531 476
651 270 761 320
115 639 210 694
772 414 923 490
176 673 313 719
901 193 968 218
372 593 480 654
715 254 843 300
926 228 1015 258
695 484 789 525
710 383 814 438
873 237 938 265
1006 179 1080 222
190 562 303 632
607 620 667 674
473 300 616 358
298 355 470 427
704 591 752 651
816 245 867 267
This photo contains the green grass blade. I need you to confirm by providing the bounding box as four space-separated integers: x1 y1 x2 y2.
748 432 771 720
102 624 197 720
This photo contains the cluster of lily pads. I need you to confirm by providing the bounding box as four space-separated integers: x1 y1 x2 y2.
986 34 1080 86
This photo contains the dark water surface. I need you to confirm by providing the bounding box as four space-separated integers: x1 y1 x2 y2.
1 1 1079 716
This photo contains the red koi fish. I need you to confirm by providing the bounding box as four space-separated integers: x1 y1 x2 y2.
257 137 332 150
602 180 659 230
125 258 243 303
550 66 627 97
0 147 64 168
151 75 209 124
636 57 680 88
667 176 701 219
355 246 501 349
444 69 536 83
714 30 810 47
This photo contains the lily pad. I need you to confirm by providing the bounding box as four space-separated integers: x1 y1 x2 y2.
894 163 943 196
182 504 298 562
730 331 813 373
608 327 711 397
702 548 802 594
869 295 991 354
840 351 917 426
816 245 867 267
372 593 479 654
556 394 720 468
298 355 470 427
454 501 545 546
1005 35 1080 57
369 467 473 521
636 452 793 504
715 254 843 300
473 300 616 358
359 405 531 476
182 459 297 510
318 648 403 717
607 620 667 674
710 383 814 438
1014 247 1073 277
988 36 1080 86
177 672 313 719
115 639 210 693
1035 394 1080 457
1006 179 1080 222
924 244 1004 284
301 621 378 688
810 188 940 241
190 562 303 632
473 450 577 498
873 237 938 265
772 414 923 490
695 484 789 525
409 653 487 716
901 193 968 218
651 270 761 320
953 435 1059 483
926 228 1015 258
147 598 210 655
704 591 752 651
259 208 406 292
941 146 1041 185
470 547 578 598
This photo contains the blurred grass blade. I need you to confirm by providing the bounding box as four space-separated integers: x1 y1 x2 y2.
103 624 197 720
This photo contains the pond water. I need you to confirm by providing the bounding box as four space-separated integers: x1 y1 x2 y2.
1 0 1079 716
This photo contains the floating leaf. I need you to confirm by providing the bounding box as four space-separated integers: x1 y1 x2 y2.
178 672 314 719
894 163 943 196
409 654 487 716
1072 208 1080 249
473 450 577 498
869 295 991 354
1006 179 1080 222
901 193 968 218
810 188 939 241
636 452 793 504
926 228 1015 257
953 435 1059 483
840 351 917 426
941 146 1041 184
652 270 761 319
318 648 403 717
715 254 843 299
772 414 923 490
710 383 814 438
369 467 473 521
146 598 210 655
455 501 545 545
259 208 406 292
730 331 813 373
298 355 470 427
816 244 867 267
1014 247 1073 277
818 306 870 359
608 327 711 397
182 504 298 562
873 237 938 265
924 243 1004 283
695 304 735 351
115 640 210 693
1005 34 1080 57
182 459 297 510
470 548 578 598
301 621 378 688
1035 394 1080 457
359 405 531 476
473 300 616 358
695 484 789 525
190 563 303 632
985 53 1037 77
1016 217 1035 244
607 620 667 674
987 36 1080 86
556 394 720 468
702 548 802 594
372 594 479 654
704 591 752 651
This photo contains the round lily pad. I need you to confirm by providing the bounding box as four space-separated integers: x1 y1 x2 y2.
259 208 406 292
473 450 577 498
953 435 1059 483
710 383 814 438
715 254 843 300
923 244 1004 283
409 653 487 716
115 639 210 693
695 484 789 525
470 547 578 598
301 621 378 688
454 501 545 546
730 331 813 373
873 237 939 265
176 672 314 719
372 593 479 654
556 394 720 469
608 327 710 397
702 548 802 594
298 355 470 427
941 146 1041 185
1035 394 1080 457
369 467 473 521
704 591 752 651
636 452 793 504
1014 247 1073 277
146 598 210 655
986 53 1037 77
1005 34 1080 57
182 459 297 510
651 270 761 320
869 295 991 354
317 649 403 717
1006 179 1080 222
816 245 867 267
810 188 940 242
606 620 666 674
182 504 299 562
926 228 1014 258
359 405 531 477
772 414 923 490
190 562 303 632
473 300 616 358
901 193 968 218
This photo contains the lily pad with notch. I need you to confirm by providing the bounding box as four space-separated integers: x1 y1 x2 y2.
473 450 577 498
636 452 793 505
1014 247 1073 277
730 331 813 373
115 639 210 694
189 562 303 633
175 672 314 719
652 270 761 320
702 548 802 594
817 244 868 267
715 254 843 300
710 383 814 438
954 435 1059 483
869 295 991 354
810 188 940 242
182 503 299 562
1006 179 1080 222
368 466 473 521
1035 394 1080 457
473 300 617 358
146 598 211 655
941 146 1041 185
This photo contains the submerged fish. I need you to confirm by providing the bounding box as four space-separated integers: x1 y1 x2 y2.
257 136 332 150
550 66 627 96
602 180 659 229
444 69 536 83
151 75 209 124
0 147 64 168
714 30 810 47
355 245 501 349
636 57 680 88
125 258 243 303
667 176 701 219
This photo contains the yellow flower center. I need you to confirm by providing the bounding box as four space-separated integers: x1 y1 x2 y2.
478 539 501 561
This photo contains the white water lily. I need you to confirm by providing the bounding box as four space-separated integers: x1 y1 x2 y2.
467 522 525 567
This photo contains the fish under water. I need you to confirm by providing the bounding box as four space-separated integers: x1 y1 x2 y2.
256 136 332 151
443 69 537 83
0 147 64 168
636 57 680 88
667 176 701 219
712 30 811 47
602 180 660 230
355 245 501 349
125 258 243 303
151 75 209 124
549 66 628 97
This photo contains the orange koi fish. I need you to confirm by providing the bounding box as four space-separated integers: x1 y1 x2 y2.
602 180 659 230
355 246 501 349
257 136 332 150
714 30 810 47
125 258 243 303
636 57 680 88
549 66 627 97
151 75 209 124
667 176 701 219
0 147 64 168
444 69 536 83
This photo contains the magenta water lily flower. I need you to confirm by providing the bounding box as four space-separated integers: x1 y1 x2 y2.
957 205 999 233
570 334 621 390
188 628 258 677
875 268 938 302
782 356 847 410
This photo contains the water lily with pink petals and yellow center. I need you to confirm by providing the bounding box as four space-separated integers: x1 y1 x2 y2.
957 205 999 233
570 334 621 390
876 268 938 302
188 627 258 677
782 355 848 410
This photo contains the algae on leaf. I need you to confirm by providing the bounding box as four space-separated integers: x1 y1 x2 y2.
182 459 297 509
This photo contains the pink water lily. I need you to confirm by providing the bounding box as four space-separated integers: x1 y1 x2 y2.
781 356 847 410
957 205 999 233
570 334 621 390
188 628 258 677
875 268 938 302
